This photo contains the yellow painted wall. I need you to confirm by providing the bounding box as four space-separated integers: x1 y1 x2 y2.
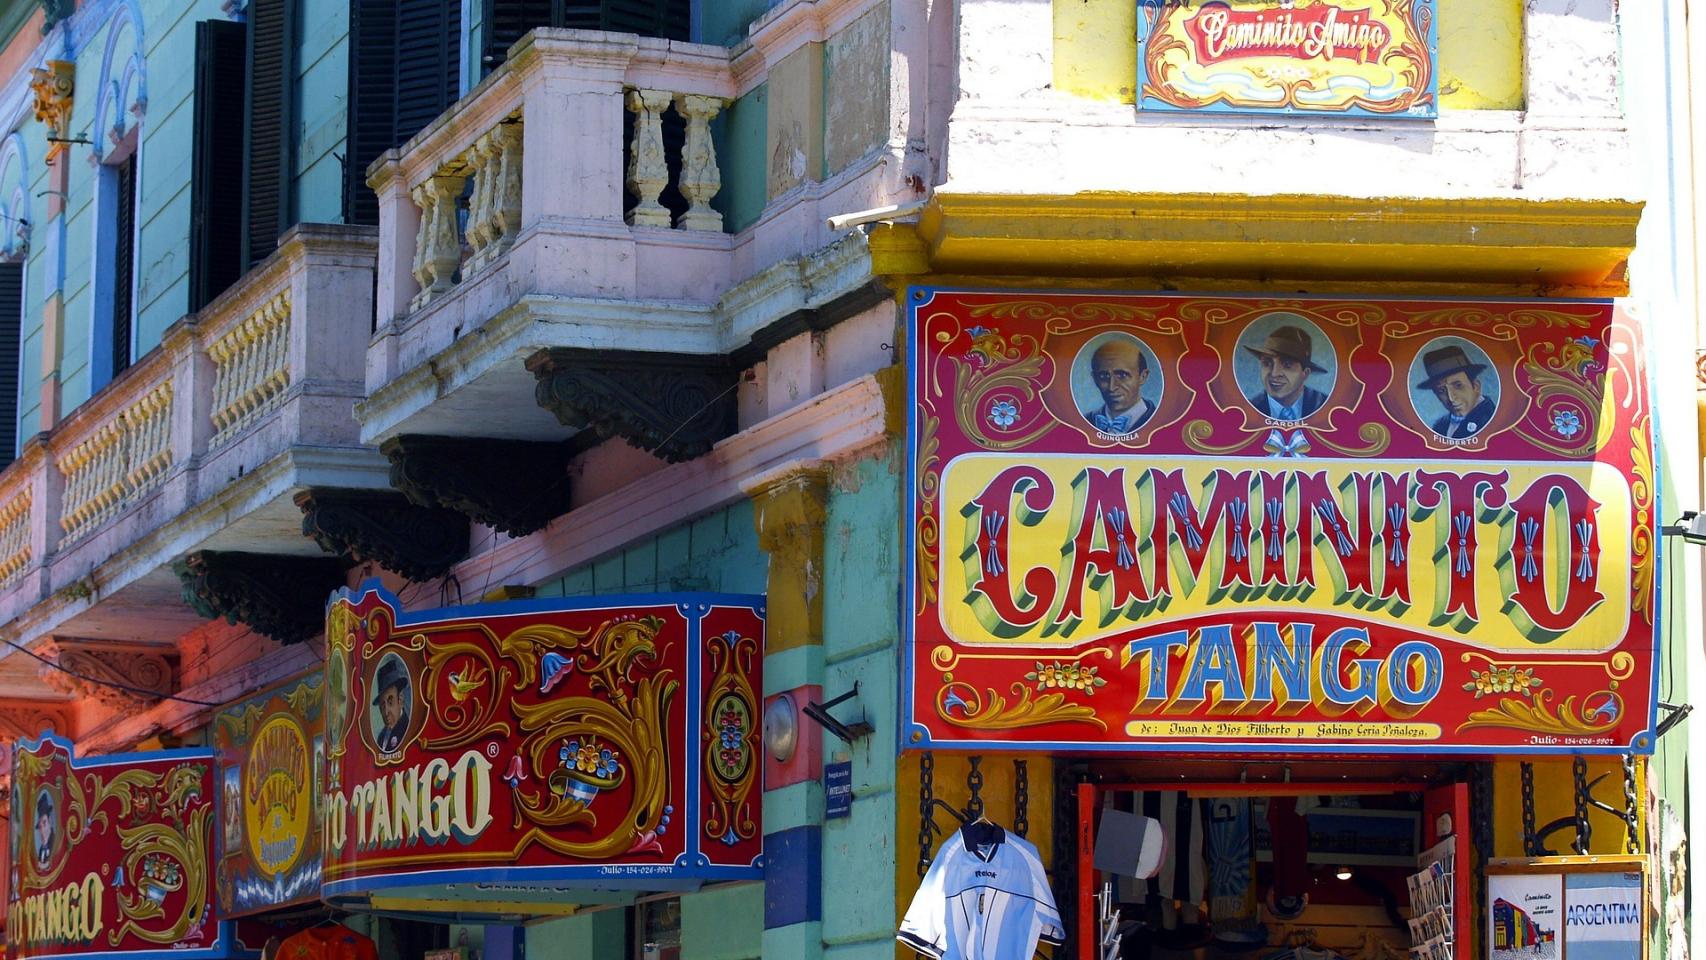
1490 758 1645 858
895 753 1058 959
1054 0 1524 110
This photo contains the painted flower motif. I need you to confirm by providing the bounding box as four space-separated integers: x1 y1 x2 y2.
718 706 746 766
1463 666 1542 700
1026 661 1107 693
1573 336 1601 349
559 739 620 779
988 399 1020 429
1552 409 1582 439
967 326 992 340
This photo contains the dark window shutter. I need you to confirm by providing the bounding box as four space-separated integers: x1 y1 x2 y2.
111 155 136 379
559 0 688 39
0 262 22 468
190 20 247 312
395 0 462 141
481 0 554 75
242 0 295 269
344 0 460 226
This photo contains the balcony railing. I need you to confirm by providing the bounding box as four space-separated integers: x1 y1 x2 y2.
0 224 378 602
369 30 737 323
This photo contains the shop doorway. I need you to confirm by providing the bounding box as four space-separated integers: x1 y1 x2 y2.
1075 767 1469 960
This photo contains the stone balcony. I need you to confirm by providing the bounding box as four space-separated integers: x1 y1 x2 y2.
359 24 894 449
0 224 390 653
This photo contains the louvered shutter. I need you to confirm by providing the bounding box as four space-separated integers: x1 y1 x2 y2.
481 0 554 75
343 0 460 227
190 20 247 311
558 0 688 39
0 262 22 468
395 0 462 142
242 0 295 269
111 155 136 379
343 0 395 225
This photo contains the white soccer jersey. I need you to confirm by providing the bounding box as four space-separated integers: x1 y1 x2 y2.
898 824 1066 960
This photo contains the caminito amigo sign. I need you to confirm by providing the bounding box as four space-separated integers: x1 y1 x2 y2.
212 674 323 917
7 737 234 960
904 290 1658 755
1137 0 1438 117
321 582 763 911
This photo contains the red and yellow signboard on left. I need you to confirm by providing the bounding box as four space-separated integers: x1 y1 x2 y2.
7 737 237 960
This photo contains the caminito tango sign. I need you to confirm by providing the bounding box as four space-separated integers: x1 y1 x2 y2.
904 290 1658 755
1137 0 1438 117
7 737 231 960
321 582 763 907
212 675 323 916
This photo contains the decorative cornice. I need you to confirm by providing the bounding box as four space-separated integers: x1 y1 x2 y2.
173 551 348 645
37 638 174 708
28 58 72 140
294 487 469 582
526 348 740 462
381 435 576 537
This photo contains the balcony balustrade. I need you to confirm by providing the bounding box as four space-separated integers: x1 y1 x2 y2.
372 30 737 327
0 224 385 632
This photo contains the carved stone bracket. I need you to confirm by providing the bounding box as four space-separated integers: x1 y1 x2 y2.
0 700 69 741
29 59 73 140
173 551 348 645
526 348 739 463
294 487 470 582
381 435 575 538
37 639 175 708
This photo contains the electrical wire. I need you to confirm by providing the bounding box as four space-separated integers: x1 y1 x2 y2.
0 637 223 707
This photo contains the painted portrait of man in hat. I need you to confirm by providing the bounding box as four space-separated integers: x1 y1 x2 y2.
1412 339 1499 440
1073 332 1162 436
32 787 54 868
369 653 413 755
1236 314 1333 422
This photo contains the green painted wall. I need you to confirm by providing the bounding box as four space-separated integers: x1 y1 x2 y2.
536 499 766 598
817 453 900 960
14 0 349 427
712 84 767 235
698 0 772 47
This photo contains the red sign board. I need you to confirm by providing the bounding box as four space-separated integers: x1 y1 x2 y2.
321 582 763 910
905 290 1658 756
7 737 237 960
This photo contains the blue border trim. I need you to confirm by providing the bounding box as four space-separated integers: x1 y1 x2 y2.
324 582 766 896
17 732 219 767
1133 0 1441 120
900 285 1659 758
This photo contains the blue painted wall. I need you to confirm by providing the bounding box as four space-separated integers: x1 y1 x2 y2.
9 0 348 442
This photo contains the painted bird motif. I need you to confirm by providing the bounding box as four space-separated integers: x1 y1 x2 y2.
448 662 488 701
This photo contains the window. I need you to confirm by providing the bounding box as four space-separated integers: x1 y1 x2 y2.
188 1 296 313
479 0 691 76
343 0 461 226
633 897 681 960
0 260 22 469
110 154 136 380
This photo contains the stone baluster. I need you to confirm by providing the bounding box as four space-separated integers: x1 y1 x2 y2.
409 174 466 311
0 486 31 586
674 94 727 232
489 121 524 259
464 133 497 272
209 293 291 447
625 89 673 228
123 381 174 493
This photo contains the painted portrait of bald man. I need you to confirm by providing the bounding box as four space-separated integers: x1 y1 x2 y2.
1080 335 1158 435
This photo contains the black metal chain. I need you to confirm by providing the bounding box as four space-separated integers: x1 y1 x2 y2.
1622 753 1640 855
1470 764 1493 951
966 755 986 820
1572 755 1592 855
1013 759 1030 838
1050 761 1078 960
917 751 937 878
1520 761 1538 857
